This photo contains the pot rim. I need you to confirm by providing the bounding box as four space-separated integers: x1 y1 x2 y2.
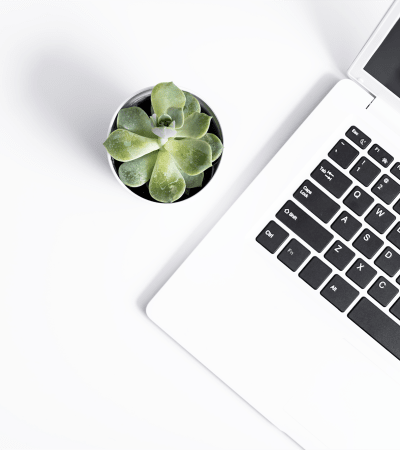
106 86 223 205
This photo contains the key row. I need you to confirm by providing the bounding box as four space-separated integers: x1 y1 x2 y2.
275 200 400 261
332 127 398 171
258 217 400 282
331 133 400 177
294 181 400 247
312 159 400 207
257 226 400 312
270 234 400 309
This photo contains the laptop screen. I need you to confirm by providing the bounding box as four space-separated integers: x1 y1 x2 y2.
364 18 400 99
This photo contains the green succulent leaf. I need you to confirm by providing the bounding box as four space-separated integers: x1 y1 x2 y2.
149 148 186 203
151 82 186 129
118 150 158 187
166 107 184 129
104 129 159 162
175 112 211 139
200 133 223 162
180 170 204 189
183 91 201 118
164 138 212 176
117 106 155 139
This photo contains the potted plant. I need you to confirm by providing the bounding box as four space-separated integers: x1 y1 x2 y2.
104 82 224 203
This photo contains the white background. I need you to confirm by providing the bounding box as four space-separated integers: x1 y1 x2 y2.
0 1 391 449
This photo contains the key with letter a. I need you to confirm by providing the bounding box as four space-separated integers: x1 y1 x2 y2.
331 211 361 241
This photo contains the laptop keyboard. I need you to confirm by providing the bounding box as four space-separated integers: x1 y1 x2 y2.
256 126 400 361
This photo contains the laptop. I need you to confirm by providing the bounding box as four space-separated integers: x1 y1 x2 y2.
147 2 400 449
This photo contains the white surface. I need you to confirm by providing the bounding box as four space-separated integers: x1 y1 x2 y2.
0 1 391 449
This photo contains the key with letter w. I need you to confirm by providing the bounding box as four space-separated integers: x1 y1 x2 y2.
366 203 395 234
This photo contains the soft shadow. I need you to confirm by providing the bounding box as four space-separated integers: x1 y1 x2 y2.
136 74 339 313
24 48 129 173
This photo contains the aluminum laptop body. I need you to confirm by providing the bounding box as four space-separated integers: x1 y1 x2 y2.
147 3 400 449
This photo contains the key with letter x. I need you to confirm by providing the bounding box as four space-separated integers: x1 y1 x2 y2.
346 258 377 288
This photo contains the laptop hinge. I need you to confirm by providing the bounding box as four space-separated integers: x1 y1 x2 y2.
367 96 400 129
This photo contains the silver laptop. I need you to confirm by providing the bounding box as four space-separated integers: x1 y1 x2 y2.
147 2 400 449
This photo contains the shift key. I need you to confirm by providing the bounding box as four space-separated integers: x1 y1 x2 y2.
311 159 352 198
276 201 333 252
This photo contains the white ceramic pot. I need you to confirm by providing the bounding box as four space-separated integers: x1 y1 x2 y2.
106 86 223 203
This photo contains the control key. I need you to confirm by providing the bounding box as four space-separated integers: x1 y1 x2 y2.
256 221 288 254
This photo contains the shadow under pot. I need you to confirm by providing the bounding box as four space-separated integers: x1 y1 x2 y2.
107 87 223 203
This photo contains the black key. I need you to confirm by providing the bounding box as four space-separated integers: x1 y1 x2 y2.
365 204 395 234
321 275 359 312
343 186 374 216
394 199 400 215
375 247 400 277
278 239 310 271
352 229 383 259
324 240 355 270
256 221 289 254
328 139 359 169
368 144 393 168
311 160 352 199
345 126 371 149
372 175 400 205
390 162 400 181
350 157 380 187
390 299 400 320
276 201 333 252
388 223 400 251
349 298 400 360
299 257 332 289
368 277 399 307
293 180 340 223
346 258 377 288
331 211 362 241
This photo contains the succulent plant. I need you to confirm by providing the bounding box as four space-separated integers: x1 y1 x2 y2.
104 82 223 203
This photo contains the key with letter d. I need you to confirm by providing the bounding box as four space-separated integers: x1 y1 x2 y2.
375 247 400 277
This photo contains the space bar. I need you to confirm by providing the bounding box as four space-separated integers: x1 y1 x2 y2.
276 200 333 252
348 298 400 360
